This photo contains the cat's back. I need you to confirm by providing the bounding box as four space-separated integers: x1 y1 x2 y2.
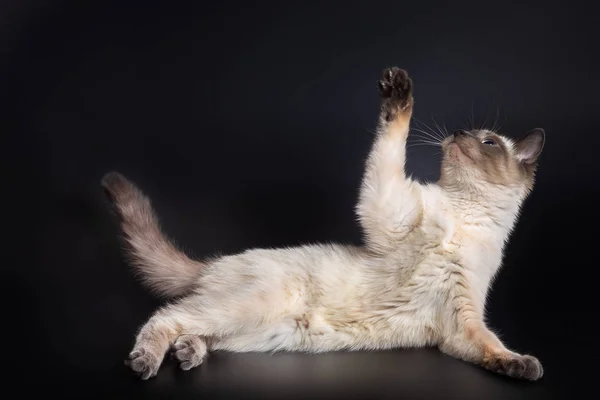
196 243 369 317
202 242 367 288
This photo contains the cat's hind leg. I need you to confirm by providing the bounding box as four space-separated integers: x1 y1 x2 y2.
127 287 304 378
126 248 318 378
125 299 209 379
171 334 208 370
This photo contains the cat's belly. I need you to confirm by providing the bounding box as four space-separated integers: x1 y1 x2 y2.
202 246 448 353
209 306 436 353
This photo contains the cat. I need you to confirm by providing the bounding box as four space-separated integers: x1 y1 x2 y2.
102 67 545 381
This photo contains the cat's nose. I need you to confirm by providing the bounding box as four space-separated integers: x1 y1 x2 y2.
454 130 470 137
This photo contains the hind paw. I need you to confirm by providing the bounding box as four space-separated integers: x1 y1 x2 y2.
172 335 207 370
125 347 161 380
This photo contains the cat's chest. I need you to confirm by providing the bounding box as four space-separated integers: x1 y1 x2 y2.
446 226 503 276
403 229 503 307
422 210 503 269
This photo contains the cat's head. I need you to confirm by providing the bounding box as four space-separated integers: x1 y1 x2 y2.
439 128 545 196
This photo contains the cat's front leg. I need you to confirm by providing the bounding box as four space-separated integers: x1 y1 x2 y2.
357 67 422 254
440 322 544 381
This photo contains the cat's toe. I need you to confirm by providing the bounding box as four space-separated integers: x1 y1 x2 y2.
521 355 543 381
504 354 543 381
125 347 160 380
172 335 207 371
487 353 544 381
504 357 526 378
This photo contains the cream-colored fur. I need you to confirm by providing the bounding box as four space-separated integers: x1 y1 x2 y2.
102 67 545 381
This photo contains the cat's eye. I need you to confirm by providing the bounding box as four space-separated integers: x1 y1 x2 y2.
482 139 497 146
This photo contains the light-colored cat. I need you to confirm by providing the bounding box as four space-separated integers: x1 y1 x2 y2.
102 67 545 381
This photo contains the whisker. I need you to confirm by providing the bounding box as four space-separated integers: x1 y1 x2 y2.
411 123 444 142
409 134 440 141
409 142 442 147
442 121 450 138
410 128 443 143
407 141 440 146
491 104 500 132
406 143 442 148
480 113 489 131
430 114 448 141
413 118 445 141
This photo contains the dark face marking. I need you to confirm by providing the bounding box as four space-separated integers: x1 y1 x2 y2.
440 129 544 190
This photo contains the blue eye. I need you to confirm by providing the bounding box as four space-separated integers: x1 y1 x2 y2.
482 139 497 146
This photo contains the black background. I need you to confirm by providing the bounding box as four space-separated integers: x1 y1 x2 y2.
4 0 598 399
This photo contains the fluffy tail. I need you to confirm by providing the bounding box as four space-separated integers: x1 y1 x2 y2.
101 171 204 297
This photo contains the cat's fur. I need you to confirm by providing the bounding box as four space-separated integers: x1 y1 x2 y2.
102 67 545 381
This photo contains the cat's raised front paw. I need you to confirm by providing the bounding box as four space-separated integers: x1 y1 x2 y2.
125 347 161 380
484 352 544 381
378 67 413 120
172 334 207 371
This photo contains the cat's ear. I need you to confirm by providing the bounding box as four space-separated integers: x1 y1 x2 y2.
515 128 545 165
